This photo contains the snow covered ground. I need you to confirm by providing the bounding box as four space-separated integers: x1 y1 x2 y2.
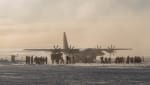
0 49 149 85
0 64 150 85
69 63 149 68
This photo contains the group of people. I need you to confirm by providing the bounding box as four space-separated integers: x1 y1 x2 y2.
25 54 144 65
26 56 48 65
100 57 112 64
51 51 76 64
51 52 64 64
115 57 126 64
99 56 144 64
126 56 144 64
115 56 144 64
66 56 75 64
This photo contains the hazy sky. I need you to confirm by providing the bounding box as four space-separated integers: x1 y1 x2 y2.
0 0 150 56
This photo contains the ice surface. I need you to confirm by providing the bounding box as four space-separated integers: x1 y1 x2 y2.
0 49 149 85
0 64 149 85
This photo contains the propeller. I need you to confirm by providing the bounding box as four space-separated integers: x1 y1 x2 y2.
57 44 60 49
68 45 76 54
97 45 99 49
69 45 75 49
53 44 60 49
108 44 115 49
72 46 75 49
108 44 116 56
53 44 61 53
53 45 56 49
111 44 113 49
97 45 102 49
69 45 72 49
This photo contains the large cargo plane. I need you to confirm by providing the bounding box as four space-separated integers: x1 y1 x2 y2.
24 32 131 63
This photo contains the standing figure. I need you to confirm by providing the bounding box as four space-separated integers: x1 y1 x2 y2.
51 53 55 64
45 57 48 64
108 57 111 64
31 56 34 64
100 57 104 64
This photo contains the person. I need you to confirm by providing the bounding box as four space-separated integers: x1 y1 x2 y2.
45 57 48 64
41 56 44 64
123 57 125 64
26 56 28 64
115 57 117 64
31 56 34 64
66 56 69 64
57 52 63 64
34 56 37 64
105 57 108 64
142 56 144 62
60 57 64 64
55 53 59 64
130 57 134 63
11 55 16 63
51 53 55 64
108 57 111 64
100 57 104 64
72 56 75 64
26 56 30 64
126 56 130 64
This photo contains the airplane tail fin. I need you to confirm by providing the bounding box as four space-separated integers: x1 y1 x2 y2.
63 32 69 50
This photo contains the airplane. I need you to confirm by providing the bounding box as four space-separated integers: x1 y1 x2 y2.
24 32 132 63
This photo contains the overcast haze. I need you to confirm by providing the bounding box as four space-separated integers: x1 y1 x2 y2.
0 0 150 56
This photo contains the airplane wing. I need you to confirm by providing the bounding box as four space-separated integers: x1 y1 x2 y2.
92 48 131 51
93 48 132 54
101 48 132 51
79 48 131 52
24 48 131 52
24 49 61 52
24 48 80 53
